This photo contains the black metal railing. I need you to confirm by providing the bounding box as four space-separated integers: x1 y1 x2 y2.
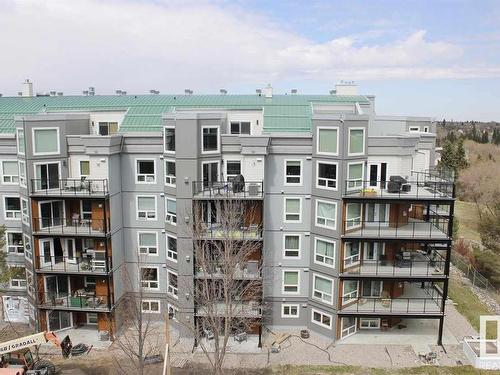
192 181 264 198
340 296 443 314
343 178 454 199
35 255 111 273
32 217 110 236
39 293 113 311
196 223 262 239
342 251 446 277
195 260 262 279
31 178 109 196
342 217 450 239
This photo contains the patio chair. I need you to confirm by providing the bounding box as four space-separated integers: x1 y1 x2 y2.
380 291 391 308
234 332 247 343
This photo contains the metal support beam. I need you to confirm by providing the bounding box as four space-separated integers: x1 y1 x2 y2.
437 316 444 345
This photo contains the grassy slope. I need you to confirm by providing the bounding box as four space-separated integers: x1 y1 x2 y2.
270 365 500 374
455 200 481 243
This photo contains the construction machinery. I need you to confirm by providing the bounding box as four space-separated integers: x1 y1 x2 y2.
0 331 69 375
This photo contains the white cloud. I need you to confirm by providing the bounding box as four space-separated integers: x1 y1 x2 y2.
0 0 496 95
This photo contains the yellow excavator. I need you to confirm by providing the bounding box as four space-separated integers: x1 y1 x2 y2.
0 331 69 375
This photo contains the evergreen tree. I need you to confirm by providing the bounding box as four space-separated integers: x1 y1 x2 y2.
455 138 468 170
440 141 456 171
442 118 446 128
481 130 489 144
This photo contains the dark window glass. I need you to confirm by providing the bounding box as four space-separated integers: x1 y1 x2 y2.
165 128 175 152
203 128 218 151
227 161 241 176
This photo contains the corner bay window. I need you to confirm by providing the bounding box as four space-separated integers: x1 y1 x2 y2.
313 275 333 304
7 232 23 254
140 267 159 289
137 160 155 183
2 161 19 184
164 128 176 153
317 128 338 155
4 197 21 219
167 235 177 262
283 270 299 293
348 128 365 155
347 163 363 189
316 200 336 229
167 271 178 298
137 196 156 220
312 309 332 329
165 161 176 186
317 162 337 189
315 238 335 267
166 198 177 225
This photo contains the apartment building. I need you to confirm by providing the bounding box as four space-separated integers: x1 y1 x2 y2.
0 82 454 345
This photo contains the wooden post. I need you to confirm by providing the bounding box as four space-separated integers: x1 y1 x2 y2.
162 311 171 375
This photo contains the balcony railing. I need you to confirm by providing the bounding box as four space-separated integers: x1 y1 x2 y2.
31 178 109 196
196 223 262 240
196 301 262 318
192 181 263 199
343 178 454 200
39 293 112 311
195 261 261 279
35 255 111 274
342 251 446 277
343 218 450 240
32 217 110 236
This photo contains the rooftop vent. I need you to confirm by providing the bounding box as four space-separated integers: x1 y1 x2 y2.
256 89 262 96
220 89 227 95
264 84 273 98
121 90 127 95
50 91 57 96
291 89 298 95
185 89 193 95
150 89 160 95
18 92 22 97
329 89 336 95
83 90 89 96
57 92 63 96
22 79 33 97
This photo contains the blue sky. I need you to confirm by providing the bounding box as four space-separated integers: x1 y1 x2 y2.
0 0 499 121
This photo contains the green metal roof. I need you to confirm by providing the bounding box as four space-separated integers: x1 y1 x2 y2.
0 94 369 134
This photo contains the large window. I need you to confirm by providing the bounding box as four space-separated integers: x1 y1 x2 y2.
314 238 335 268
284 160 302 185
4 196 21 220
16 129 25 155
348 128 365 155
202 126 219 153
315 200 337 230
281 304 299 318
317 127 338 155
9 267 26 289
142 300 161 313
165 160 176 186
1 161 19 184
166 235 177 262
284 197 301 223
345 203 362 229
226 161 241 180
136 196 156 220
166 198 177 225
344 242 360 268
21 198 29 226
34 162 60 191
343 280 359 304
23 234 32 262
98 122 118 135
18 161 26 188
33 128 59 155
164 127 176 153
313 274 333 304
282 270 300 294
312 309 332 329
80 160 90 177
317 161 337 190
230 122 250 135
283 234 300 258
167 270 178 298
6 232 23 254
140 267 159 290
347 163 364 189
136 160 156 183
138 232 158 255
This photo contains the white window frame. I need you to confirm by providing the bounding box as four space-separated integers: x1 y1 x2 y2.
282 233 301 259
311 308 332 329
282 269 300 295
33 161 61 192
283 197 302 223
18 160 27 188
23 234 32 263
1 160 19 185
168 303 179 321
32 127 60 156
79 160 90 178
136 195 157 221
16 128 25 155
347 127 366 156
281 303 300 318
284 159 302 186
316 161 338 191
137 231 158 256
312 274 334 305
142 299 161 314
167 270 179 299
26 268 34 296
6 231 23 255
340 317 358 338
345 203 362 230
314 237 336 268
225 160 241 180
21 198 29 226
166 234 178 263
315 199 337 230
344 242 360 268
360 318 381 329
201 125 220 154
135 158 156 184
165 198 177 225
9 266 26 289
3 195 21 220
163 126 176 154
316 126 339 156
342 280 359 305
87 312 98 325
140 266 159 290
230 121 251 135
347 162 364 191
164 159 176 187
409 126 420 132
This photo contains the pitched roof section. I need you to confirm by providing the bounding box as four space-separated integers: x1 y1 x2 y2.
0 94 369 134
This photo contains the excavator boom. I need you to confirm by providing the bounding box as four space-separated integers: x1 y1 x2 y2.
0 332 60 356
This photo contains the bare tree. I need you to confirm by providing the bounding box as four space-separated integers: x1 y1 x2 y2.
188 199 264 374
111 256 164 375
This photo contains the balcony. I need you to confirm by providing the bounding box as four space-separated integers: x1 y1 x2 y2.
30 179 109 197
38 293 112 312
35 255 111 275
196 301 262 318
342 218 450 241
192 181 263 199
339 283 443 316
342 251 447 278
195 261 261 280
32 217 109 237
196 223 262 240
